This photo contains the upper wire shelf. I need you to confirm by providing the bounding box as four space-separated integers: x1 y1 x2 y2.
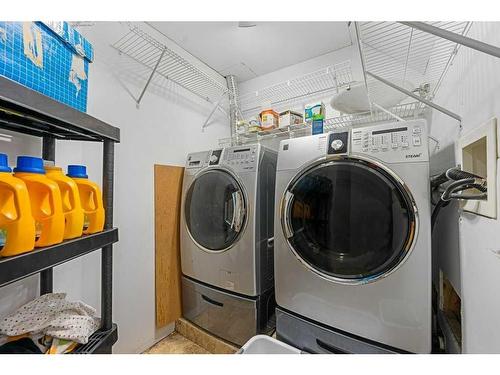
238 61 354 118
111 24 228 104
219 101 427 147
357 22 472 103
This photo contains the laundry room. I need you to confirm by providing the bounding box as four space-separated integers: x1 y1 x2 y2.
0 0 499 372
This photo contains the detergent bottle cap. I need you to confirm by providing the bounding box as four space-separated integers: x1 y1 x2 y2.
0 153 12 173
13 156 45 174
67 165 88 179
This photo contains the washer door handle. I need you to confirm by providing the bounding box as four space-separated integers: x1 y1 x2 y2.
230 190 245 233
283 191 295 238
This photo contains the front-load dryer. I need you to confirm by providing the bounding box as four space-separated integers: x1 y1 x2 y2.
274 119 432 353
180 144 277 345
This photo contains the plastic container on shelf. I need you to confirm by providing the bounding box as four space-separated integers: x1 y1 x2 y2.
238 335 302 354
45 165 84 240
13 156 65 247
304 102 325 122
67 165 105 234
259 109 279 130
0 154 36 257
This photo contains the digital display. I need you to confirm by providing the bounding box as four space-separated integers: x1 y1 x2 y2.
189 161 200 166
372 127 408 135
233 148 251 153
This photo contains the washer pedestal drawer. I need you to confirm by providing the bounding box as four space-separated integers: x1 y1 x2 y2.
276 307 405 354
182 276 274 346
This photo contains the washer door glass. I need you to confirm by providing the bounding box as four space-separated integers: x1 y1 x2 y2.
283 159 415 281
185 169 246 251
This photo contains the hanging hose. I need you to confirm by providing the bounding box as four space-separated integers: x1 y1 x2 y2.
431 167 487 231
446 168 484 181
431 199 450 230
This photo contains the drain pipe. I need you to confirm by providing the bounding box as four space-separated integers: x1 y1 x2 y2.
226 75 239 137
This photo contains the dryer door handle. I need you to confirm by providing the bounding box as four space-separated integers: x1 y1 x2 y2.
283 191 294 238
230 190 245 233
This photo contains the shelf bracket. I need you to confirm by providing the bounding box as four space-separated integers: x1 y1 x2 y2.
400 22 500 59
136 47 167 108
372 102 405 122
366 71 462 124
202 92 227 132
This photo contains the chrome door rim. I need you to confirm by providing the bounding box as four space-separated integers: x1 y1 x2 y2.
184 166 249 254
280 155 419 285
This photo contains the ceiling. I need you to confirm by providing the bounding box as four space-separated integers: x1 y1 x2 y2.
147 22 353 82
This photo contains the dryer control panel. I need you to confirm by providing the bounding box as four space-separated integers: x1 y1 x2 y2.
223 145 259 172
186 151 210 169
350 120 428 163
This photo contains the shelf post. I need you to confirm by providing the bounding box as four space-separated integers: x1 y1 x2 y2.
40 136 55 295
226 75 239 137
101 140 114 332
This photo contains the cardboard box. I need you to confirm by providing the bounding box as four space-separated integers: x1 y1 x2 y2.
312 119 324 135
279 110 303 128
0 22 94 112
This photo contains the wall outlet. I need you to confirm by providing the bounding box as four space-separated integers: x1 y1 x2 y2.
459 117 498 219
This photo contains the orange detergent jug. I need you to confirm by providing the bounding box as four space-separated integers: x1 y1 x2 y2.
0 154 36 256
45 165 84 240
14 156 65 247
67 165 105 234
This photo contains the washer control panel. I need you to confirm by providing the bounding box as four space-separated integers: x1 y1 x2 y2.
223 145 258 172
351 120 428 162
327 131 349 155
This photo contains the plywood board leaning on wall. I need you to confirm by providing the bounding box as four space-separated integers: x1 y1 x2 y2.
154 164 184 328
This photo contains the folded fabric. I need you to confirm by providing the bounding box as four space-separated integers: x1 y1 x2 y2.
0 293 100 344
46 337 79 354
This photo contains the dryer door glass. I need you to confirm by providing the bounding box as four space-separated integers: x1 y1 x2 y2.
284 159 415 282
185 169 246 251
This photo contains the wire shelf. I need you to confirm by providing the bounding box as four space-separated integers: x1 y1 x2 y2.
238 61 354 118
112 24 228 104
325 101 427 130
219 101 427 147
357 22 472 103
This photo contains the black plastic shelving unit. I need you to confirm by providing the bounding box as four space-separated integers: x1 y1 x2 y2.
0 75 120 354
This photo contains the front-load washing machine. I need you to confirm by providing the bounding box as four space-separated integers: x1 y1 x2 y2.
180 144 277 345
274 119 432 353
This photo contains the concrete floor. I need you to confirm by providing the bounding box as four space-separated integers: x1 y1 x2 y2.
144 332 210 354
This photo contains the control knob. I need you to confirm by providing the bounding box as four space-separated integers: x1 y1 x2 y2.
331 139 344 151
209 154 218 163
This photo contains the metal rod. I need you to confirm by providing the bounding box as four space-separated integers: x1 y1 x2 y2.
402 28 413 85
400 22 500 59
432 22 473 98
101 140 114 331
366 71 462 122
40 136 55 295
354 22 373 114
136 47 166 106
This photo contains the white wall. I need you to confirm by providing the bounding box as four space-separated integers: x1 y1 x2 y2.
430 22 500 353
0 22 229 353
